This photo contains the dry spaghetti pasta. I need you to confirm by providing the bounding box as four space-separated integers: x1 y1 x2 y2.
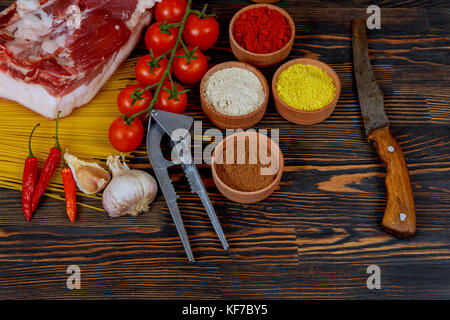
0 57 140 211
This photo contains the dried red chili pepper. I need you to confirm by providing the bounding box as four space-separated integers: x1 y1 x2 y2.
31 111 62 212
62 166 77 223
232 7 291 54
21 123 40 222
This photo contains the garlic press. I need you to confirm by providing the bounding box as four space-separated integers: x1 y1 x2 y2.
146 109 228 262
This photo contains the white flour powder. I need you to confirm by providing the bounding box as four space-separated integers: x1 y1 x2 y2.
203 67 265 116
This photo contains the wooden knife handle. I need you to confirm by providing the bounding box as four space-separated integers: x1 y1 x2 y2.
368 126 416 238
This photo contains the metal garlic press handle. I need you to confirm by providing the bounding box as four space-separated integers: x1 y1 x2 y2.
172 136 229 251
183 162 229 251
147 109 229 262
147 121 195 262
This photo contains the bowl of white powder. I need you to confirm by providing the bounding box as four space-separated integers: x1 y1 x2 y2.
200 61 268 129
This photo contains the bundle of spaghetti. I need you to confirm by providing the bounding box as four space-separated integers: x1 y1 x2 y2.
0 57 140 211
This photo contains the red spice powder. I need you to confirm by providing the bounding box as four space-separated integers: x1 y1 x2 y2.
232 7 291 54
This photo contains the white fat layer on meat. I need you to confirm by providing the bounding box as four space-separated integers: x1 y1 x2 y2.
5 1 83 59
16 0 40 13
0 10 153 119
56 51 75 68
65 5 82 31
40 0 58 9
127 0 161 28
5 1 58 57
9 5 53 41
41 35 66 54
4 57 33 74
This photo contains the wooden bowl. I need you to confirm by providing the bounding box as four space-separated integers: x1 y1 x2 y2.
211 131 284 204
229 4 295 68
272 58 341 125
200 61 269 129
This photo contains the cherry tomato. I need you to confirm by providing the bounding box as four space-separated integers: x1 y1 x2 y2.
183 13 219 51
155 82 188 114
109 117 144 152
155 0 187 23
117 85 152 122
135 54 171 87
173 47 208 84
145 22 179 56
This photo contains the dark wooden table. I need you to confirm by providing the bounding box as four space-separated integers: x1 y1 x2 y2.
0 0 449 300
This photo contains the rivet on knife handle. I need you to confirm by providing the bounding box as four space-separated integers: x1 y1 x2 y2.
369 127 416 238
352 19 416 238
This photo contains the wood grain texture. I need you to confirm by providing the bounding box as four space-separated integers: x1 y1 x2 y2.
0 0 449 299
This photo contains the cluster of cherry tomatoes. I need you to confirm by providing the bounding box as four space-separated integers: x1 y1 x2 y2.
109 0 219 152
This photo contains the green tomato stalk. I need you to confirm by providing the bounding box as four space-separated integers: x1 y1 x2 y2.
190 4 217 19
125 0 193 125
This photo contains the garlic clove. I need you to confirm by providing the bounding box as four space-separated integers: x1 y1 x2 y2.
64 151 111 194
76 165 110 194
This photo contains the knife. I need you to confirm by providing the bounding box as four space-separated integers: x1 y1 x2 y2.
352 19 416 238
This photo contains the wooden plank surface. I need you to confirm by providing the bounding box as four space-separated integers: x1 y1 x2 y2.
0 0 449 299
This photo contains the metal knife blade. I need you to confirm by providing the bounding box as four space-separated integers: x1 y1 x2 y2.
352 18 389 136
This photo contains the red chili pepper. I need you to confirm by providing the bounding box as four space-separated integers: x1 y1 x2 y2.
62 166 77 223
21 123 40 222
31 111 62 213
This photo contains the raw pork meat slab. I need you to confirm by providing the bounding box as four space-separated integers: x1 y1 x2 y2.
0 0 159 119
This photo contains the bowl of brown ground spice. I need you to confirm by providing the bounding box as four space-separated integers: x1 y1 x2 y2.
211 131 284 203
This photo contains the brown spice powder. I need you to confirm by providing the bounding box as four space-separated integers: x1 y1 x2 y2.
215 136 277 192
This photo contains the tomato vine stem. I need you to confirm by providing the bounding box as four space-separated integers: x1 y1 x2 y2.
126 0 193 125
191 4 216 19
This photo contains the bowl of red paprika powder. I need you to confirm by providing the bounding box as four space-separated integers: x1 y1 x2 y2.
211 131 284 204
229 4 295 68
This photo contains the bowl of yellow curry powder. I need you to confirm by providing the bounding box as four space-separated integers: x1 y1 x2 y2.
272 58 341 125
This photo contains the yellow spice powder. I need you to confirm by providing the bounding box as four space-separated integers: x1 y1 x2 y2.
276 64 336 111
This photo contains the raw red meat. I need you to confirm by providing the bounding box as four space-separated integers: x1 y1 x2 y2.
0 0 159 118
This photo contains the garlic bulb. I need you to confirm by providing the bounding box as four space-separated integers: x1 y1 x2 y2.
64 151 111 194
102 155 158 217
